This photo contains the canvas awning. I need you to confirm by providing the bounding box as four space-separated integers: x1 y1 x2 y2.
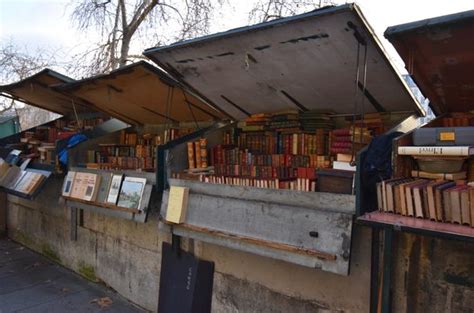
385 9 474 115
56 61 229 125
144 4 425 120
0 69 93 116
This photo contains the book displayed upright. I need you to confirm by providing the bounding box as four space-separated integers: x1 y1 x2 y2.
62 171 76 197
117 177 147 210
166 186 190 224
106 174 124 204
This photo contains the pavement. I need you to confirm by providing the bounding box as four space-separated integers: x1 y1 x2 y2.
0 238 147 313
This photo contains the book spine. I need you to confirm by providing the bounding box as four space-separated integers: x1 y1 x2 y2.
398 146 470 156
187 142 195 169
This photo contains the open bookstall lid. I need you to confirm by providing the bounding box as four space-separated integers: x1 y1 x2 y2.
56 61 229 126
144 3 424 120
0 69 94 116
385 9 474 115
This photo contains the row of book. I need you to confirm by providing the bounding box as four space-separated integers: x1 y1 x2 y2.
329 127 372 155
377 177 474 227
62 171 147 210
86 156 155 171
88 144 157 160
211 147 330 168
187 138 208 169
213 165 318 180
200 175 316 192
232 131 326 155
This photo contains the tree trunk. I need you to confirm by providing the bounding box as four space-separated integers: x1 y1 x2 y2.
119 34 131 68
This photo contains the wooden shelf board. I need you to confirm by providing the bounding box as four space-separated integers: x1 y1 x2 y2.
357 211 474 241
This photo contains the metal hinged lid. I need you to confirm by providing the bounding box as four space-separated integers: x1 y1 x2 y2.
385 9 474 115
144 4 424 120
0 69 93 116
56 61 229 125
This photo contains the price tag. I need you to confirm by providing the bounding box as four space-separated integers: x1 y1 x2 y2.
439 132 455 141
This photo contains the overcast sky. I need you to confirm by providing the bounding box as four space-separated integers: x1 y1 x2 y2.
1 0 473 76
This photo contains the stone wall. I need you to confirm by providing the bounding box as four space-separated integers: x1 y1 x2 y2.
5 177 371 312
6 177 473 312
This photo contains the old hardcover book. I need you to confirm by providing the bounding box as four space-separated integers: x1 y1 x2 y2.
187 142 195 169
413 127 474 146
470 188 474 227
194 141 202 168
386 179 407 213
411 170 466 180
62 171 76 197
450 186 467 224
435 182 456 222
199 138 208 168
166 186 190 224
376 182 383 211
399 181 411 215
403 179 425 216
426 180 448 221
398 146 474 156
381 178 406 212
443 186 457 223
460 188 471 226
413 181 430 218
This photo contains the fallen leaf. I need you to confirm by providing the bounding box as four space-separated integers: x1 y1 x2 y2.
61 287 70 293
90 297 113 308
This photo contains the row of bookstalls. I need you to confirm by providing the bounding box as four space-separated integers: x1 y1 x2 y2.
0 3 473 312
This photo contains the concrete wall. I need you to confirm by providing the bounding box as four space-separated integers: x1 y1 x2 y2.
5 177 474 312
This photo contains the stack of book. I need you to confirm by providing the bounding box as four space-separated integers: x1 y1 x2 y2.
237 113 271 132
377 177 474 226
187 138 208 169
329 127 372 155
268 109 301 131
350 112 387 136
299 110 334 132
13 117 107 166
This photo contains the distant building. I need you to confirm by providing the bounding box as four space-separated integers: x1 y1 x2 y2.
403 74 435 123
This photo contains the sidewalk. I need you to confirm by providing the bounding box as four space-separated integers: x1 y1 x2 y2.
0 238 147 313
